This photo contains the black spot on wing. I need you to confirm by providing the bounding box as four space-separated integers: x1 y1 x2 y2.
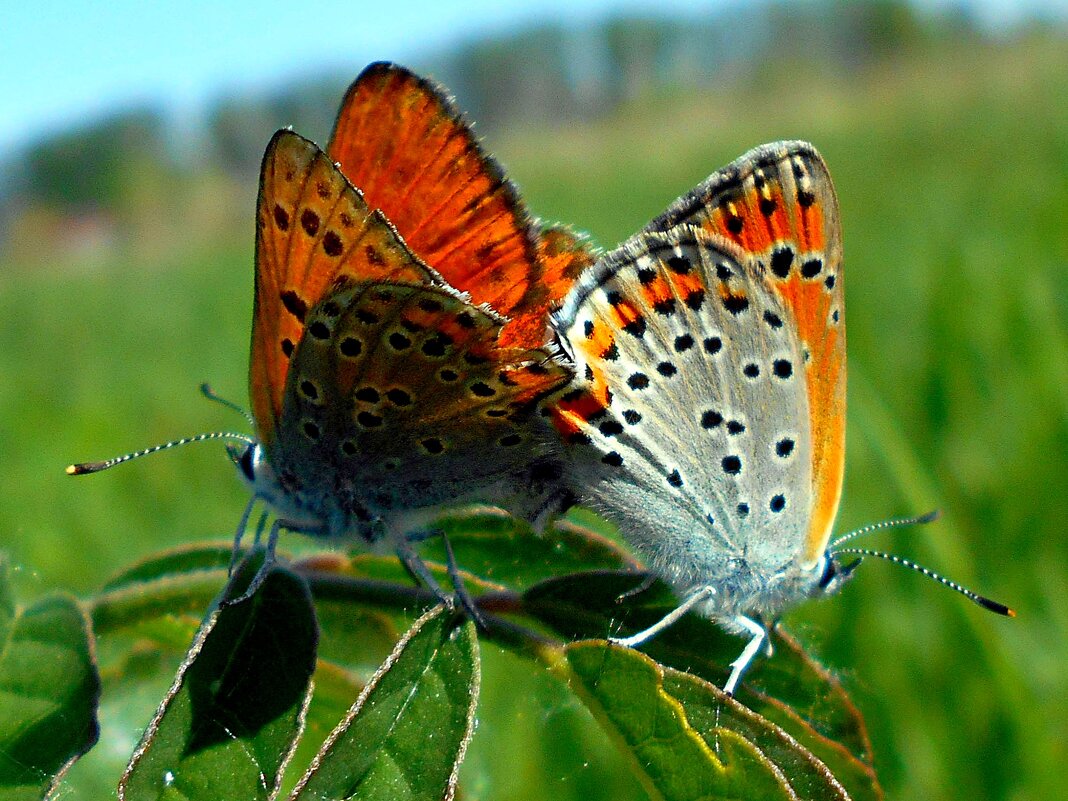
723 294 749 315
281 290 308 322
622 316 647 338
701 410 723 429
627 373 649 390
770 247 793 279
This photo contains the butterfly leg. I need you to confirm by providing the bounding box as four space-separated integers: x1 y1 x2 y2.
396 531 486 629
764 621 777 658
723 615 769 696
615 572 657 604
396 535 454 607
610 585 716 648
251 509 269 545
228 495 259 577
441 532 486 629
223 518 284 606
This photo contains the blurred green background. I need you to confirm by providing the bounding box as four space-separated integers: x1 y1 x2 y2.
2 2 1066 799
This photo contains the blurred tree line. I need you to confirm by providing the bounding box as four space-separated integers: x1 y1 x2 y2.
0 0 1054 262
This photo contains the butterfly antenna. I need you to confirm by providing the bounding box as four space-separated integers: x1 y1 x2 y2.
832 546 1015 617
830 509 941 549
200 383 255 428
66 431 255 476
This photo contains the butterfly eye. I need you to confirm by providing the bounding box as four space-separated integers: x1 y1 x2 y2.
817 556 838 590
236 444 257 483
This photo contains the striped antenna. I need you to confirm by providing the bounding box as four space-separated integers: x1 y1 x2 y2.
830 509 940 549
200 383 255 427
66 431 254 476
832 547 1015 617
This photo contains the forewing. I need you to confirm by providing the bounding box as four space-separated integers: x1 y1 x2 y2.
646 142 845 564
251 129 434 448
278 282 571 504
329 62 585 348
550 227 813 574
498 224 597 349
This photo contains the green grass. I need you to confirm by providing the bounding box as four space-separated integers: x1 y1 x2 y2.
2 33 1065 801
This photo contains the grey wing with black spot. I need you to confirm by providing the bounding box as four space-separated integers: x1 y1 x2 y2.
550 226 813 588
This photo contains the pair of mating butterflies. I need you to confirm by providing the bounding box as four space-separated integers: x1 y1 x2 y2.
73 62 1010 694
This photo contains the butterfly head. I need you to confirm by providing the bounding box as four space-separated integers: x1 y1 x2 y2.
734 549 860 621
812 550 863 599
224 439 280 510
224 439 324 533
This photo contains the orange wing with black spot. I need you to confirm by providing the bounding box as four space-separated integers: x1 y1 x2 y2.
251 129 435 449
328 62 591 349
278 282 571 500
645 141 845 565
499 223 596 348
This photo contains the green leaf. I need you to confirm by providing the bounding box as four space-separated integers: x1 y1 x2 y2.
726 635 880 800
0 558 100 800
119 551 317 801
295 512 636 603
86 532 877 799
311 600 403 672
524 571 881 799
281 662 365 798
420 511 638 589
102 544 236 591
290 604 479 801
566 641 851 801
93 544 304 644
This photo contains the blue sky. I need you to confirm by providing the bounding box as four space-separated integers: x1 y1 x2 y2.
3 0 1064 156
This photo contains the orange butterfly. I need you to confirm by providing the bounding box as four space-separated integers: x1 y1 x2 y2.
72 63 594 606
239 62 602 599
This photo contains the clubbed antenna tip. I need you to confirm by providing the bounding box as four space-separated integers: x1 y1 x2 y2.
66 461 107 476
976 595 1016 617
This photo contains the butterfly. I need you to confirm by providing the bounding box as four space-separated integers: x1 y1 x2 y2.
235 60 605 598
546 141 1011 693
70 63 592 606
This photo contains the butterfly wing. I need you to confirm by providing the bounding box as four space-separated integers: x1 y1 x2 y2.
498 223 597 349
251 129 436 450
550 226 813 580
277 281 571 515
645 142 845 566
328 62 590 348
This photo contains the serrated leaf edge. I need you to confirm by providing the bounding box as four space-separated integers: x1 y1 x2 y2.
288 604 480 801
